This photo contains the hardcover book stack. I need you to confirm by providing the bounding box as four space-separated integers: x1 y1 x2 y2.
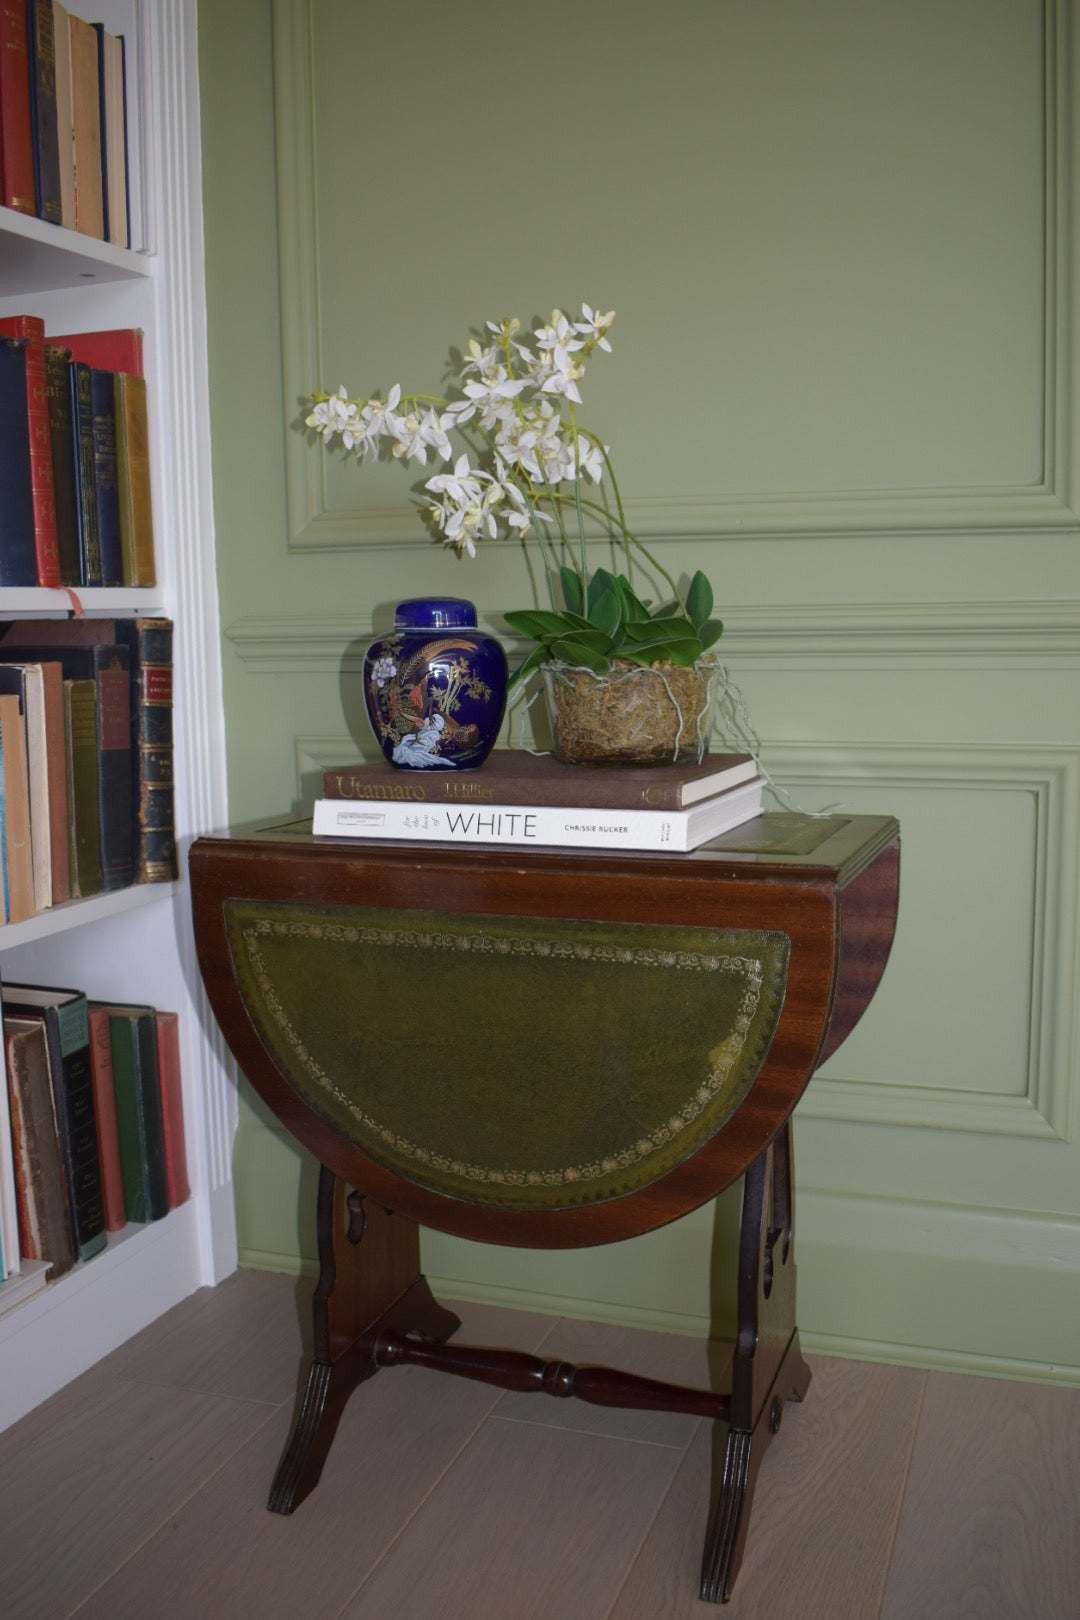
0 613 177 922
315 749 765 853
0 976 190 1316
0 1 132 245
0 322 156 592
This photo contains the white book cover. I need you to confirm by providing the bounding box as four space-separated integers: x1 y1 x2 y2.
313 776 763 853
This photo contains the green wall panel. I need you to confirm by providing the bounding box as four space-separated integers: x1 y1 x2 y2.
200 0 1080 1381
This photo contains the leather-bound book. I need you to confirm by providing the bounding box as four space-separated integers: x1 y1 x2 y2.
35 660 70 905
45 345 82 586
0 691 35 923
63 677 102 898
89 367 123 586
107 1004 169 1223
68 360 102 585
5 985 106 1263
67 9 103 238
0 315 62 588
0 0 35 214
0 339 38 586
25 0 62 225
0 642 133 890
115 618 176 881
52 1 76 229
3 1016 74 1281
155 1011 190 1207
114 373 156 586
86 1003 126 1231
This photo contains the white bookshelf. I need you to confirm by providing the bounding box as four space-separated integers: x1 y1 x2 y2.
0 0 237 1430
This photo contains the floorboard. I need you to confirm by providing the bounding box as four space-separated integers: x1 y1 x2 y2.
0 1272 1077 1620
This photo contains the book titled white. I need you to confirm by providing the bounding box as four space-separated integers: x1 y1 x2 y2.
313 776 763 853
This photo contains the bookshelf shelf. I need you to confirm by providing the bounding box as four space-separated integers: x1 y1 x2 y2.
0 205 153 299
0 0 237 1427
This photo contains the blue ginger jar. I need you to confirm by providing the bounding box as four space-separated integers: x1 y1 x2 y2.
363 597 508 770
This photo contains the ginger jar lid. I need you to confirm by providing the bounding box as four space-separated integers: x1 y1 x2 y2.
394 597 478 630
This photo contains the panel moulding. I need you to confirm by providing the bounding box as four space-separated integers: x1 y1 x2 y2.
769 740 1079 1140
272 0 1078 550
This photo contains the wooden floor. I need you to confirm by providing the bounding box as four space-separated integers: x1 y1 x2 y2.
2 1270 1078 1619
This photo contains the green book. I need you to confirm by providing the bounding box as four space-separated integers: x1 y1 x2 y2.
105 1004 169 1224
63 677 102 897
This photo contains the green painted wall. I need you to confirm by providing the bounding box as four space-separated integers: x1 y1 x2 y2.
199 0 1080 1380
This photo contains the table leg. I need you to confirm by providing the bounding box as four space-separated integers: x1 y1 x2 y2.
268 1165 461 1513
699 1122 811 1603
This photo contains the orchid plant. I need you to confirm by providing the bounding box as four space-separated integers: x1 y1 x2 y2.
306 303 723 688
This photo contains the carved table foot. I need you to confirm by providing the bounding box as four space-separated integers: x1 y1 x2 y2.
268 1166 460 1514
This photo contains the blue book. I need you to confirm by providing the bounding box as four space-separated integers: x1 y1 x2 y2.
68 361 102 586
89 368 123 586
0 339 38 586
0 734 7 923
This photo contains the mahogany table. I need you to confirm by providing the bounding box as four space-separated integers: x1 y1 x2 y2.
189 811 899 1603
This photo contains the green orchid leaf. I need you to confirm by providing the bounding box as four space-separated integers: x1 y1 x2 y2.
697 617 724 651
613 575 652 622
615 631 703 661
586 568 619 612
507 643 551 688
621 616 697 641
685 570 714 632
504 608 577 639
549 637 611 674
559 566 585 616
549 626 615 654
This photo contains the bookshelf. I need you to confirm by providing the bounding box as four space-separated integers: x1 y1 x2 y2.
0 0 236 1429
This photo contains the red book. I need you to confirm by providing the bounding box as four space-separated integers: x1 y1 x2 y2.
155 1011 190 1207
87 1004 127 1231
0 2 35 215
0 316 62 587
46 328 144 377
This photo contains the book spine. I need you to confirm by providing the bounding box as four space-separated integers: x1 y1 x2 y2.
63 677 102 897
93 645 134 888
108 1010 169 1223
52 997 106 1259
3 1019 74 1280
26 0 62 225
92 21 109 240
155 1011 189 1207
320 761 755 811
0 316 61 586
52 0 75 229
68 10 102 239
114 373 156 586
38 661 70 905
45 345 82 585
115 618 176 882
87 1004 126 1230
0 0 35 214
89 366 122 585
68 360 102 584
312 798 692 852
0 339 39 585
0 692 35 920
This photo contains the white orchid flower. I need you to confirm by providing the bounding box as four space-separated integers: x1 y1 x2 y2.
574 304 615 352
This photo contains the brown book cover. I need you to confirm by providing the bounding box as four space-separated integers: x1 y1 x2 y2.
0 665 51 913
87 1003 126 1231
63 677 102 898
0 692 35 922
3 1016 74 1281
155 1011 190 1208
96 24 127 248
0 316 61 587
68 10 103 239
53 1 76 230
0 0 35 215
114 373 156 586
321 748 760 811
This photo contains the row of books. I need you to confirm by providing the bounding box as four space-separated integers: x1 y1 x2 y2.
0 615 176 922
0 2 131 245
0 320 155 591
314 749 765 853
0 981 190 1317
